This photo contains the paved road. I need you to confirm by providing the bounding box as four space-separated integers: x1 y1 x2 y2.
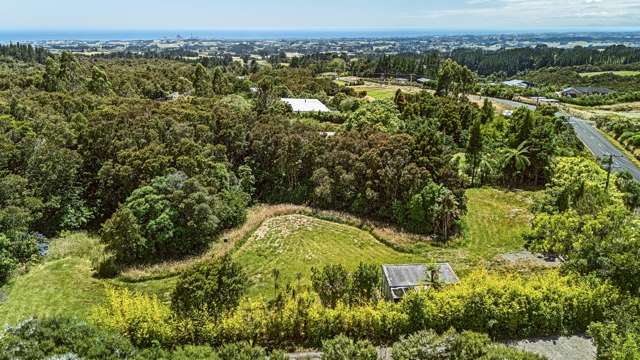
567 116 640 182
475 95 640 182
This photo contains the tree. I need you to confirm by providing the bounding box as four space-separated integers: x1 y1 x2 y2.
500 142 531 186
479 99 495 124
616 171 640 210
349 263 381 304
401 180 462 240
311 264 350 308
344 100 402 133
88 66 112 96
58 52 80 91
101 172 248 264
211 66 230 95
42 57 62 92
466 119 483 187
193 64 212 97
171 255 249 318
436 59 476 97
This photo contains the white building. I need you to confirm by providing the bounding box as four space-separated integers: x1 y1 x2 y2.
281 98 331 113
502 80 534 89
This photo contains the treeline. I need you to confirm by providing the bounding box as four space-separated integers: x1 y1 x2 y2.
310 45 640 78
0 43 49 64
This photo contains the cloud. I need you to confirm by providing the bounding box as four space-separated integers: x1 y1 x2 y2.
405 0 640 28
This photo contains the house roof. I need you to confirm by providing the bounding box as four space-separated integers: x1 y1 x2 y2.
382 263 459 288
281 98 331 112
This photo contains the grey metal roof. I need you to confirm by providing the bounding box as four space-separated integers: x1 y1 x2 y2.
382 263 459 288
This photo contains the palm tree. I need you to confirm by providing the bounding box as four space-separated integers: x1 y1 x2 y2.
477 154 496 186
500 142 531 186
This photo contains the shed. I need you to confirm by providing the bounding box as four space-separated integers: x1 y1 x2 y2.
561 87 611 98
382 263 459 301
281 98 331 113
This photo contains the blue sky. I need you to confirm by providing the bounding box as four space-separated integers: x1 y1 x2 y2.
2 0 639 30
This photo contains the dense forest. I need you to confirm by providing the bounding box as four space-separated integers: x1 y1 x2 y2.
1 44 640 359
290 45 640 78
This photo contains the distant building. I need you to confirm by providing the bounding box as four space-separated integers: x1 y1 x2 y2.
416 78 432 84
560 87 611 98
382 263 459 302
502 110 514 117
281 98 331 113
502 79 535 89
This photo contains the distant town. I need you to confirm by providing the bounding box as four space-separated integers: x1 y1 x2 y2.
9 31 640 59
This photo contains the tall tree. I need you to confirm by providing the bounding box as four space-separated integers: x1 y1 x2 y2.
193 63 212 97
466 119 483 187
479 99 495 124
436 59 476 97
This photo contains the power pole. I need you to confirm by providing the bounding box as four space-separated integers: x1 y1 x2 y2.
603 154 623 191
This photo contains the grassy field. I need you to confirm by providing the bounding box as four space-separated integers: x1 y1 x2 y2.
234 188 534 298
350 82 425 101
233 214 427 297
0 188 536 320
0 233 176 326
580 70 640 77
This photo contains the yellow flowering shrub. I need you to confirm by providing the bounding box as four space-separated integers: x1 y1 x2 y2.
91 287 175 347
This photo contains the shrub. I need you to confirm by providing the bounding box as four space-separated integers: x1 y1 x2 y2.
171 255 249 318
91 287 175 348
101 172 248 265
133 345 220 360
321 335 378 360
311 264 350 308
480 346 547 360
391 329 490 360
216 271 618 347
0 317 134 360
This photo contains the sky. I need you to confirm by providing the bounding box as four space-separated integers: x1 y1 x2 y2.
1 0 639 31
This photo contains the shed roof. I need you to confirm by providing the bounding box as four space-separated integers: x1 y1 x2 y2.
382 263 459 288
282 98 331 113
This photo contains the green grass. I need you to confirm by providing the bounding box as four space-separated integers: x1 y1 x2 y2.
234 188 535 298
350 84 423 100
0 188 536 319
0 233 176 326
0 257 106 326
234 214 427 297
580 70 640 78
456 188 533 260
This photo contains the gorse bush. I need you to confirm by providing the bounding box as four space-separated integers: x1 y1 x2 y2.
91 287 176 348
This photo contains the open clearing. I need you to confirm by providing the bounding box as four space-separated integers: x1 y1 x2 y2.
233 214 427 297
349 81 425 101
234 188 535 298
0 188 536 321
